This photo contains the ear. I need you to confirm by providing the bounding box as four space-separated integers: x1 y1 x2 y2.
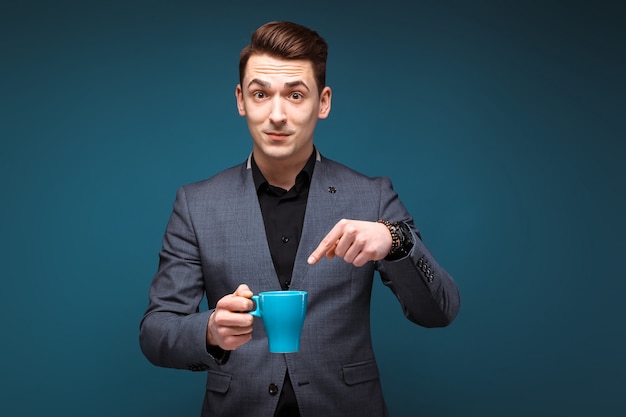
235 84 246 116
318 86 332 119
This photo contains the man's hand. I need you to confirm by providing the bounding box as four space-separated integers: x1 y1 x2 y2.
307 219 392 267
207 284 255 351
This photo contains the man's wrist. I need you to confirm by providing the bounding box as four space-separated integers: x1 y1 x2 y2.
377 220 414 261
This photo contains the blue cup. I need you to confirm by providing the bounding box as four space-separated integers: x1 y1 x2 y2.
249 291 308 353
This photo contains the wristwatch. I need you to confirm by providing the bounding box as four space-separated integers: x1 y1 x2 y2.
377 220 415 261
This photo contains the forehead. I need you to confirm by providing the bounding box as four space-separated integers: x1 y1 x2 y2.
243 54 315 85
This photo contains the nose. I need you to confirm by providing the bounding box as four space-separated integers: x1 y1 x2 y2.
268 97 286 125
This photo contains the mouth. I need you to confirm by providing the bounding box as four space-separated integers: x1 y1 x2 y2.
264 131 291 141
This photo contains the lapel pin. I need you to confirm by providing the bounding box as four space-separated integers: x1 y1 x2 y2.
328 186 336 194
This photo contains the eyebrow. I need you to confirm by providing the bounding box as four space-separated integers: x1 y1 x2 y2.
247 78 310 92
284 80 310 91
248 78 271 89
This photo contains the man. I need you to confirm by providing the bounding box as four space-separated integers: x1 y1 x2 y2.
140 21 460 417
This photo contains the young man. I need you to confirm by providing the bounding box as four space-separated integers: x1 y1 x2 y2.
140 21 460 417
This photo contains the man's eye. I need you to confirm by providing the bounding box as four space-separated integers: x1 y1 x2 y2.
290 92 303 100
253 92 266 99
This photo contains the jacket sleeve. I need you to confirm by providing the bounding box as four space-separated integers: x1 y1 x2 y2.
375 177 461 327
139 186 218 370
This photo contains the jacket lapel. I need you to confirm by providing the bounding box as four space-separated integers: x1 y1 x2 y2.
291 158 339 289
233 163 282 290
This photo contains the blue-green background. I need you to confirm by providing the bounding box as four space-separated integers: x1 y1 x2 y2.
1 1 624 415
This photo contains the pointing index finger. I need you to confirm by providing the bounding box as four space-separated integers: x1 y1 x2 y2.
307 224 343 265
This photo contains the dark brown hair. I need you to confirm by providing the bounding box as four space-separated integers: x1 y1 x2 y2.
239 21 328 94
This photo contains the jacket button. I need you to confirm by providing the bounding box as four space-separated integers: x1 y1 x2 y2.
268 383 279 395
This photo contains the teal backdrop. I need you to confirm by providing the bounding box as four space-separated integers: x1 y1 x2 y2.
1 1 624 416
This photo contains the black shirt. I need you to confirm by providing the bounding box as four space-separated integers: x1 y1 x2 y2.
252 152 316 291
251 150 316 417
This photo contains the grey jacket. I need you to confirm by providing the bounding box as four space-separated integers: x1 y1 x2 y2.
140 152 460 416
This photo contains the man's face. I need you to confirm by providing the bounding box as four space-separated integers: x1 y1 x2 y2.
236 54 331 165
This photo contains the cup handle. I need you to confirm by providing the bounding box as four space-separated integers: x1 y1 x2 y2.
248 295 261 317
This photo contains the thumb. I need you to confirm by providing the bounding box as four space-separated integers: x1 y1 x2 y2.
234 284 253 298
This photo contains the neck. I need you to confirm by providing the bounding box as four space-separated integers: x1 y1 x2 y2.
254 148 313 190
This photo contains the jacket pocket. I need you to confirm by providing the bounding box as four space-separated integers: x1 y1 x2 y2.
342 359 380 386
206 369 232 394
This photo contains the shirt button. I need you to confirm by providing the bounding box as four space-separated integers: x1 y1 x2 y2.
268 383 279 395
281 236 289 243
